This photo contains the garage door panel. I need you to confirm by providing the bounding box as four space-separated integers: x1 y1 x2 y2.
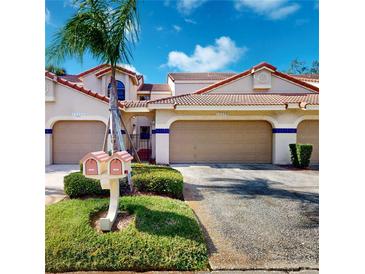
297 120 319 164
170 121 272 163
53 121 106 164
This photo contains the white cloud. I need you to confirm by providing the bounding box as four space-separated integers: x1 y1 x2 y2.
184 18 197 24
177 0 208 15
45 8 51 24
156 26 164 31
117 64 141 75
234 0 300 20
173 25 182 32
268 3 300 20
166 36 247 72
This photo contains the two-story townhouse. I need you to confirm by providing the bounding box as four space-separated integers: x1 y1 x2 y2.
45 62 319 166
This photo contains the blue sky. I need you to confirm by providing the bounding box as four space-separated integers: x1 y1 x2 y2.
45 0 319 83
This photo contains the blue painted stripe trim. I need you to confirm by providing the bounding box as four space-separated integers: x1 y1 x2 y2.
154 128 169 134
272 128 297 134
45 129 52 134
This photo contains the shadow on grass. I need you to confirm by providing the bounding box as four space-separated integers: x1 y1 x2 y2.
125 204 206 243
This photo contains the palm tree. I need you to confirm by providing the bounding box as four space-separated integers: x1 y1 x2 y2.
45 65 67 76
46 0 139 154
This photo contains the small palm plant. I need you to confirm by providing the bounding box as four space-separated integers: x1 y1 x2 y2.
45 65 67 76
46 0 139 153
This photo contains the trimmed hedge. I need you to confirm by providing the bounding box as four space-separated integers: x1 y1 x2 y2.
64 164 184 199
133 169 184 199
289 143 313 168
64 172 108 198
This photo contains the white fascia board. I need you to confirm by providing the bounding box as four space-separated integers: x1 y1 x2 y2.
137 91 151 94
175 105 286 111
305 105 319 110
286 103 300 109
123 107 151 112
151 92 172 95
148 103 175 109
174 80 217 84
253 67 275 73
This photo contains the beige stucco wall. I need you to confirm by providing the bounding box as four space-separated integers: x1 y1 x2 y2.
45 78 55 101
45 82 111 164
168 77 175 94
81 74 103 93
80 71 138 100
150 93 172 100
100 72 138 100
154 109 319 165
174 81 217 96
209 74 314 94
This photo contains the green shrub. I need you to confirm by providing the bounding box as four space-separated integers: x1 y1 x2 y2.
133 168 184 199
79 161 83 173
64 164 184 199
64 172 108 198
289 143 313 168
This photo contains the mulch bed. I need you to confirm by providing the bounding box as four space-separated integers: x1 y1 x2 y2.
91 210 134 233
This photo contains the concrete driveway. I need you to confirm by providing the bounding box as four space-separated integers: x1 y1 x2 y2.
45 165 79 205
173 164 319 271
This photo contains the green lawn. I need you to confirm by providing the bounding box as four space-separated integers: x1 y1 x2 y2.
46 195 209 272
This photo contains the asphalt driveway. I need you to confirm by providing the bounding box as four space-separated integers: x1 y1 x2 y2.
45 164 79 205
173 164 319 271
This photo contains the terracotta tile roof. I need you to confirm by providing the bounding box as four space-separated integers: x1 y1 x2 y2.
148 93 319 107
46 70 112 104
139 83 171 92
120 100 149 108
46 70 149 109
59 75 82 83
168 72 236 81
95 66 137 78
77 64 109 77
94 65 139 85
289 74 319 83
76 64 138 85
195 62 319 94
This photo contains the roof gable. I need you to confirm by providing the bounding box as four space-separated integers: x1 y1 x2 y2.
77 64 139 85
45 71 146 109
195 62 319 94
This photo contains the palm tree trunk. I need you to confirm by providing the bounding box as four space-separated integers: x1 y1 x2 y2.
109 67 125 152
102 115 111 152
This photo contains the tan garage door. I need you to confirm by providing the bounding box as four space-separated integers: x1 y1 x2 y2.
297 120 319 164
170 121 272 163
53 121 106 164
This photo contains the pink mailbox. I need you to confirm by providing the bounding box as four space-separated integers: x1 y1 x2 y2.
81 151 109 176
107 151 133 175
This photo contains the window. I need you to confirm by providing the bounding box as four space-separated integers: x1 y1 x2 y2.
140 126 150 140
107 80 125 101
139 95 150 101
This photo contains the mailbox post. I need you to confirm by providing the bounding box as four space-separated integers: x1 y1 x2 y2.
81 150 133 231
